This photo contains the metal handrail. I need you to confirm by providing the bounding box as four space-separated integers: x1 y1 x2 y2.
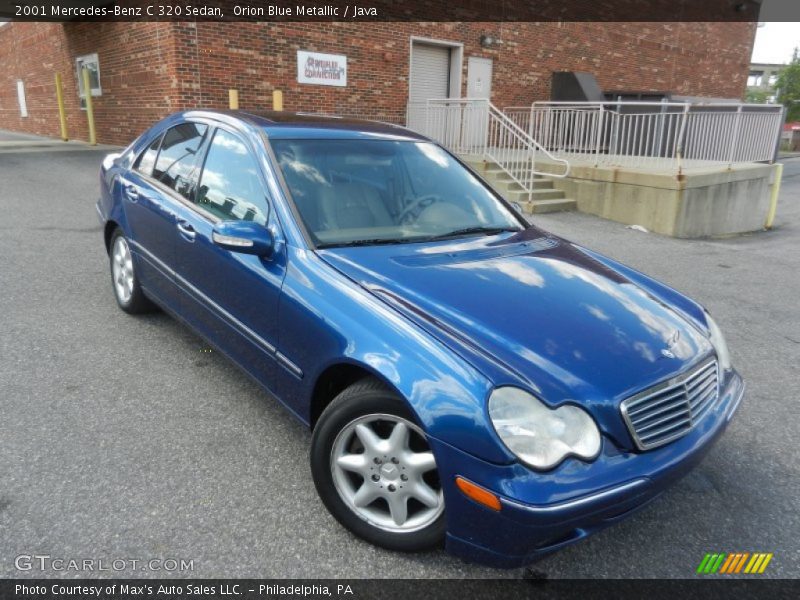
408 98 569 195
486 100 570 178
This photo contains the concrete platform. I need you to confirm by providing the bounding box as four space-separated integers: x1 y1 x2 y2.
542 160 780 238
463 152 781 238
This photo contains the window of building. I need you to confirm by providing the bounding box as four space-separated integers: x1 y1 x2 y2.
196 129 269 225
153 123 208 200
768 74 779 86
747 72 763 87
16 80 27 117
76 53 102 98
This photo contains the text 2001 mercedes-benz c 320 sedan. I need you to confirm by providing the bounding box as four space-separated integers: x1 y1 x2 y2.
97 110 743 567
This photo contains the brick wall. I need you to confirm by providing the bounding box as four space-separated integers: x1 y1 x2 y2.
0 21 181 143
0 21 756 145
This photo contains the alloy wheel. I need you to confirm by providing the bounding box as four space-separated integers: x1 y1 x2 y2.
112 236 134 304
330 413 443 533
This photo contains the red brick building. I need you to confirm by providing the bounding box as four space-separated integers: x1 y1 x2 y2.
0 21 757 145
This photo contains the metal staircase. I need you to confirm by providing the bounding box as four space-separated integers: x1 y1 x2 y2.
462 158 576 214
409 98 575 213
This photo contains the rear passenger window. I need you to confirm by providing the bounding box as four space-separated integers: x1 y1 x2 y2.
196 129 269 225
135 134 162 176
153 123 208 200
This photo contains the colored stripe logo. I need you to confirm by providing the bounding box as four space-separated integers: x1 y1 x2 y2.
696 552 773 574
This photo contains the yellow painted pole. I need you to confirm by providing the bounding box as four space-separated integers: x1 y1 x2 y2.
55 73 68 141
765 162 783 229
81 67 96 146
273 89 283 111
228 89 239 110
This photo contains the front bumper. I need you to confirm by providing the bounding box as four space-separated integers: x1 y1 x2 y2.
430 369 744 568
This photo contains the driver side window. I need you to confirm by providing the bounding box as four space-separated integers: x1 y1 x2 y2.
196 129 269 225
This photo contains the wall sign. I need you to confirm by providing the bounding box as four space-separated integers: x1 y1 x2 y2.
297 50 347 87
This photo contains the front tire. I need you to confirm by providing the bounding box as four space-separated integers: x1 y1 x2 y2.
310 378 446 551
109 228 153 314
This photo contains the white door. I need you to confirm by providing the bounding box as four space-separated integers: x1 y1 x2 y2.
467 56 492 100
465 57 492 150
408 43 451 133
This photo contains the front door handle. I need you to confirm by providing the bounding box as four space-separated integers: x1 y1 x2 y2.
123 184 139 203
176 220 196 241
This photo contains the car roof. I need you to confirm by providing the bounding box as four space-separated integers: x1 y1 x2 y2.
182 109 429 141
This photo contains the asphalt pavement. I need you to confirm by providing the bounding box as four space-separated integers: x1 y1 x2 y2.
0 136 798 579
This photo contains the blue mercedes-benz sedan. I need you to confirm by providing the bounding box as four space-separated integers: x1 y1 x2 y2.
97 110 744 568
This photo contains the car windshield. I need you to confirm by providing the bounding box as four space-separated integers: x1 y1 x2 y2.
269 139 524 247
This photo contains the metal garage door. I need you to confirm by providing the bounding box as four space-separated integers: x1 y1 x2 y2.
407 43 451 131
410 43 451 102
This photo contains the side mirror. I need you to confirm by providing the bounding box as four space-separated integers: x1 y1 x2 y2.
102 152 121 170
212 221 274 257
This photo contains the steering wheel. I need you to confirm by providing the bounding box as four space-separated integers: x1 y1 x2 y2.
398 194 443 225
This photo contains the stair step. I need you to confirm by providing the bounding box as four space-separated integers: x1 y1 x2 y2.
485 160 535 171
485 164 541 173
529 188 564 200
504 188 565 203
463 159 489 173
488 178 553 192
523 198 577 214
485 169 554 186
484 168 516 181
485 166 555 182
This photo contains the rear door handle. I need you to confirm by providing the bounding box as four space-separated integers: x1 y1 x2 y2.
123 184 139 203
176 220 196 241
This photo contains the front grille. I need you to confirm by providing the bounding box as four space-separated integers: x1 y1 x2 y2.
621 359 719 450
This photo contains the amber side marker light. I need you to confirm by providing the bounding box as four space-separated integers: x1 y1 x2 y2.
455 476 502 511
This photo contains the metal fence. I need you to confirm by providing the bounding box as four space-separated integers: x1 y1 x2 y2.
503 101 784 172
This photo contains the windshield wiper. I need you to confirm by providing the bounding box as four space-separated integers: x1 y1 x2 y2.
426 226 522 241
317 227 523 249
317 238 416 249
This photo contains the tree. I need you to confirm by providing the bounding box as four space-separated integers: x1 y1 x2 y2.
776 47 800 121
746 89 771 104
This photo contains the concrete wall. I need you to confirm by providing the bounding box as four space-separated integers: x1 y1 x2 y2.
547 162 778 238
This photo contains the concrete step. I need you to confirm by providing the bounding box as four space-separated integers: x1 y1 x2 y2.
529 188 564 200
484 168 556 186
487 177 553 193
484 167 516 180
466 159 532 173
522 198 578 214
504 188 566 204
462 159 489 173
485 159 536 171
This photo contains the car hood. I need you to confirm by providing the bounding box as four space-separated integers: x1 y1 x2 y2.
318 228 713 445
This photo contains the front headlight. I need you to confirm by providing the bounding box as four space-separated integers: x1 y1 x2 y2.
488 387 601 470
706 313 732 371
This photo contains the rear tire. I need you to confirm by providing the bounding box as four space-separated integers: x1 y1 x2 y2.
310 378 446 551
109 228 154 314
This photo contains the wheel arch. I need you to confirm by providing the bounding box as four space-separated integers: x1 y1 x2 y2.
309 361 401 430
104 219 120 253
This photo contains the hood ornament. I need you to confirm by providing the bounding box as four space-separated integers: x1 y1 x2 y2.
661 330 681 359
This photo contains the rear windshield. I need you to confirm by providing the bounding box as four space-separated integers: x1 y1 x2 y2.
269 139 523 247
